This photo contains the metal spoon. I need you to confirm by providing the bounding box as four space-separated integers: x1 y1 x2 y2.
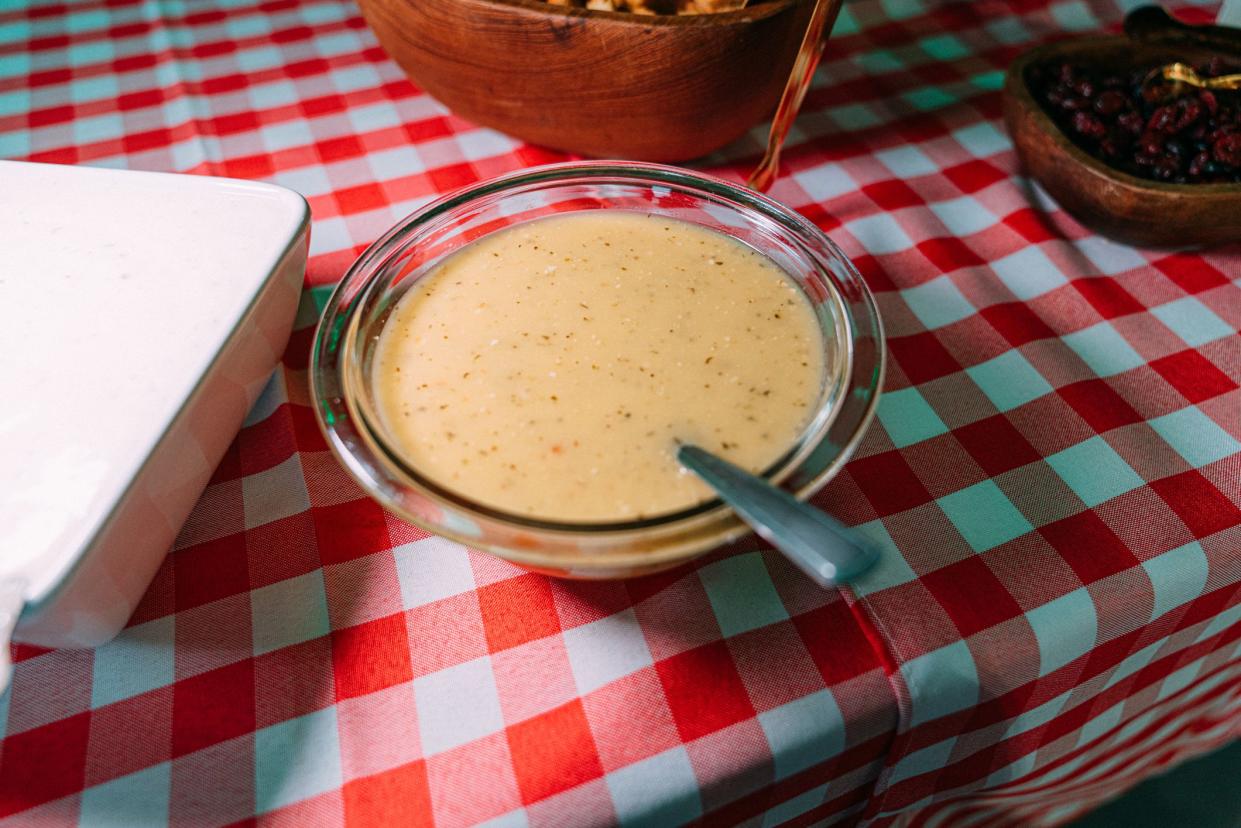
677 444 878 587
1143 61 1241 101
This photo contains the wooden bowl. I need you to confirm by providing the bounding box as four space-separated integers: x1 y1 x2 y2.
356 0 812 162
1004 34 1241 248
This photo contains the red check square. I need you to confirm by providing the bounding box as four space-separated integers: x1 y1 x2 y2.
116 88 164 109
849 254 899 293
291 404 329 453
656 641 756 743
173 533 250 612
343 761 432 827
122 128 173 154
477 574 562 652
237 409 298 477
1151 471 1241 538
943 159 1007 193
954 414 1041 477
282 328 316 371
430 162 478 193
918 238 987 272
1059 379 1144 433
172 660 257 757
1150 350 1238 405
332 613 414 701
0 713 91 818
507 700 604 804
184 8 226 24
921 556 1024 637
980 301 1058 348
1003 208 1058 244
863 180 923 210
27 104 73 128
31 66 73 85
1040 511 1140 585
314 134 363 162
247 512 322 589
1072 277 1144 319
271 24 314 44
214 110 258 135
221 153 275 180
199 72 245 94
298 95 345 122
795 601 884 686
313 499 392 566
404 116 454 144
848 450 933 517
335 182 389 215
1153 255 1230 294
888 331 962 385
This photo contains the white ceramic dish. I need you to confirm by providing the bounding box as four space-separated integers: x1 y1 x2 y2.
0 161 308 681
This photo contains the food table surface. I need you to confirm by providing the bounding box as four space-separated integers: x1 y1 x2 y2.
1 0 1239 825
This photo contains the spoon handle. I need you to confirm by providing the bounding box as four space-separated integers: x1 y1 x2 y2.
677 445 877 588
746 0 846 192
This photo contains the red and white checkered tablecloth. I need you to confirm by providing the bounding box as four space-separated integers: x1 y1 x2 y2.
1 0 1239 825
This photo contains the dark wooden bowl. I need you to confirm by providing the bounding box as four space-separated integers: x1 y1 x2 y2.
356 0 812 162
1004 34 1241 248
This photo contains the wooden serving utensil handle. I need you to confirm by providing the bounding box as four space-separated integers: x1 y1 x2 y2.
746 0 846 192
1124 5 1241 55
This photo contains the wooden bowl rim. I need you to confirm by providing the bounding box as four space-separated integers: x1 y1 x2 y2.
468 0 805 27
1006 35 1241 198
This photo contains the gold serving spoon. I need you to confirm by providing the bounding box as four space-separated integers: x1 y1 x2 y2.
1144 61 1241 99
746 0 847 192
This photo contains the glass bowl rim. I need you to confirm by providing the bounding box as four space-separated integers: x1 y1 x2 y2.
311 160 885 548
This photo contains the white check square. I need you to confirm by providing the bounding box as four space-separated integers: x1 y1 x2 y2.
415 656 505 755
563 609 654 696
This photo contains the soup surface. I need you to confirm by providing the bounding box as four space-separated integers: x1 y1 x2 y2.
372 211 827 522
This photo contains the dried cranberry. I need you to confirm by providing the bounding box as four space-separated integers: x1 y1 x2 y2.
1139 133 1165 156
1072 111 1107 139
1118 112 1144 134
1147 106 1177 133
1094 90 1127 115
1212 133 1241 166
1098 136 1128 158
1153 158 1180 180
1174 99 1202 131
1030 58 1241 184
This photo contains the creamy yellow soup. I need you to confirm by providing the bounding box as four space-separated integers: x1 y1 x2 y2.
372 211 827 522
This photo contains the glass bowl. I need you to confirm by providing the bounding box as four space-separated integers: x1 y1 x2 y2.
311 161 884 579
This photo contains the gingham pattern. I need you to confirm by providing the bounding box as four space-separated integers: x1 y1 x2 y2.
1 0 1239 825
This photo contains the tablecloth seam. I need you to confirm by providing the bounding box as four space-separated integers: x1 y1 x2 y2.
834 583 919 825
